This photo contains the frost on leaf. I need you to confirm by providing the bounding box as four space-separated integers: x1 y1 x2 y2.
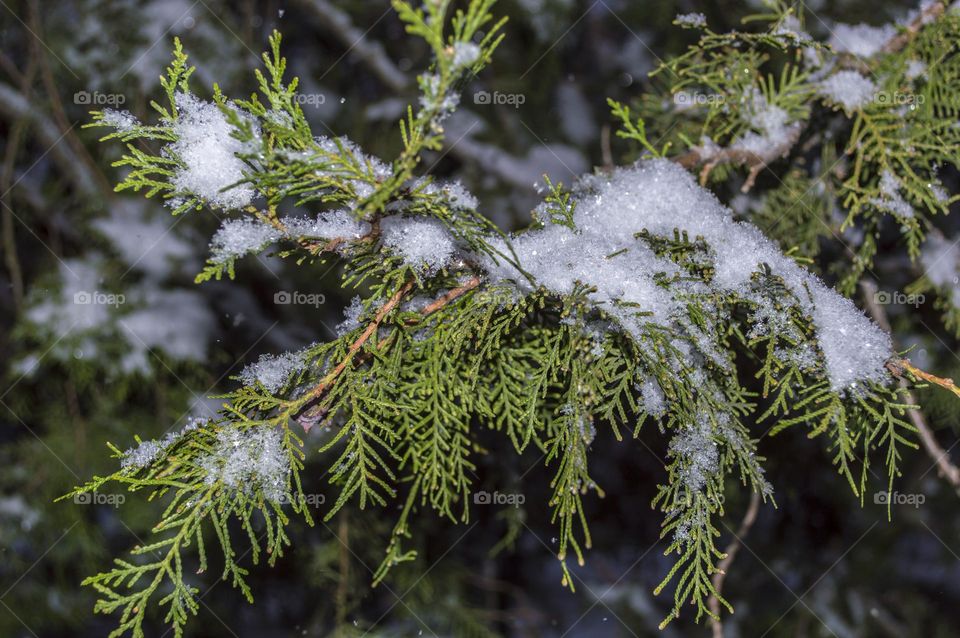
100 108 139 132
199 427 290 503
675 12 707 28
239 351 306 393
120 417 207 470
282 210 371 242
869 169 915 220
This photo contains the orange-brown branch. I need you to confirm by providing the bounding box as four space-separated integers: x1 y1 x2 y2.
888 358 960 401
305 280 414 403
418 276 481 316
294 275 482 430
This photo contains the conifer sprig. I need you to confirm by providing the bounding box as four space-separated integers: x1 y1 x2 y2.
73 1 960 636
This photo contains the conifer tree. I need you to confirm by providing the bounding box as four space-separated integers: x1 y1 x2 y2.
61 1 960 636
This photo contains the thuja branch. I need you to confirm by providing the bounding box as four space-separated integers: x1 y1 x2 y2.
292 275 482 429
293 280 415 418
889 358 960 402
861 280 960 494
75 1 960 635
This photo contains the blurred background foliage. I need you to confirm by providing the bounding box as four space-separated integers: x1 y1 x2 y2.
1 0 959 636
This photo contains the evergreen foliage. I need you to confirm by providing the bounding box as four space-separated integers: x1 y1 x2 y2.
61 1 960 637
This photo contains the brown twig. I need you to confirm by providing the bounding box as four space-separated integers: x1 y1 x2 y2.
27 0 113 198
600 124 614 172
304 280 415 405
294 275 481 431
0 57 37 314
860 280 960 493
675 124 803 193
889 358 960 401
883 0 946 54
418 276 481 316
708 491 761 638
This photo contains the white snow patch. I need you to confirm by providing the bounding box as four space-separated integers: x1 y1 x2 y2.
199 427 290 502
451 42 481 68
381 216 457 274
675 12 707 28
869 169 914 219
639 379 667 418
170 92 257 210
209 217 282 264
730 91 802 161
669 418 718 493
921 234 960 305
101 108 138 132
485 159 892 391
239 351 305 393
93 200 195 279
24 257 214 372
819 71 877 111
117 288 216 374
336 296 365 336
282 210 371 241
906 59 927 80
121 417 207 470
828 23 896 58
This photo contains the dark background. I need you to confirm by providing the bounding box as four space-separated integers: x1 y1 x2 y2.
1 1 958 636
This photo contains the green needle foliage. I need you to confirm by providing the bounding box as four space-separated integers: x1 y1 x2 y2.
67 1 953 636
625 0 960 308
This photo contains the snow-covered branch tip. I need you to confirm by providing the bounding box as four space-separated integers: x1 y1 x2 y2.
71 1 955 635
